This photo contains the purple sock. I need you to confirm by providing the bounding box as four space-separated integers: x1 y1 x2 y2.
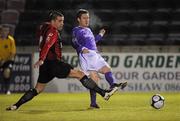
90 89 97 106
105 71 117 86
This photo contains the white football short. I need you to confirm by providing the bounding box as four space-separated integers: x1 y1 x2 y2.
79 50 109 75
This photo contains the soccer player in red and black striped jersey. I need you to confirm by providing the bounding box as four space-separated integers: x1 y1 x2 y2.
6 10 118 111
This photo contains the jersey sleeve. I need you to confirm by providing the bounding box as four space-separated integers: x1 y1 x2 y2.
39 28 58 61
95 34 103 42
72 29 86 53
9 35 16 56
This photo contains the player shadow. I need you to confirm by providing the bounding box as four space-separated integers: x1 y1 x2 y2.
18 108 91 114
18 110 51 114
56 108 91 112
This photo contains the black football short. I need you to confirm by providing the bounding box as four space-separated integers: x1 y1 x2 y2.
0 60 14 70
37 60 73 83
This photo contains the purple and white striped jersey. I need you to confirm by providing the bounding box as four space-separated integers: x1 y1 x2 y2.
72 26 102 54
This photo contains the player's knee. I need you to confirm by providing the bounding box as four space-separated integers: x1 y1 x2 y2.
30 88 39 96
106 67 112 72
103 67 112 74
35 87 44 94
77 70 85 78
35 82 46 93
3 68 11 78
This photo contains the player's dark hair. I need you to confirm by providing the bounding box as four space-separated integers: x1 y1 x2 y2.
76 9 89 19
48 10 64 21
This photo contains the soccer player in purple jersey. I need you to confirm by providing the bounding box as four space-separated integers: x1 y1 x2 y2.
71 9 127 109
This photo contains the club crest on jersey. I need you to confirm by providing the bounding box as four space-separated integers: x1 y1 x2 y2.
46 33 53 42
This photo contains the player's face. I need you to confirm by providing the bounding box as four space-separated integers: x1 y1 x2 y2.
54 16 64 31
78 13 89 27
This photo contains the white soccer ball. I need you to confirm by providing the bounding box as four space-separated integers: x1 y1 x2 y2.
150 94 165 109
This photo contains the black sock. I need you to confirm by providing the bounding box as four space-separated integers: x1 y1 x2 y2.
15 88 38 108
80 76 105 97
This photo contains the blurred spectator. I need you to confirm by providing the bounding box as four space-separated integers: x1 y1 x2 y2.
0 25 16 95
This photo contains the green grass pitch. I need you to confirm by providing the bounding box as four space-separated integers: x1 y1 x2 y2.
0 92 180 121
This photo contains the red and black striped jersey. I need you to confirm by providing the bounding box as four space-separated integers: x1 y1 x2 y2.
36 22 62 61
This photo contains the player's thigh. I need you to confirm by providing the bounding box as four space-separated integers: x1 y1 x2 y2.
68 69 84 80
37 62 54 84
98 65 111 74
95 53 111 72
54 61 74 78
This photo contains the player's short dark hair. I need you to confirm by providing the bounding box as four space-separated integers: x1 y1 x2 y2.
48 10 64 21
76 9 89 19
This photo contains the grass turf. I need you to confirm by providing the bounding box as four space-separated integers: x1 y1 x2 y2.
0 92 180 121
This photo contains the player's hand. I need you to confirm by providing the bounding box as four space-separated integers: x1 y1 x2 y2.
99 29 106 37
33 60 44 68
82 49 89 54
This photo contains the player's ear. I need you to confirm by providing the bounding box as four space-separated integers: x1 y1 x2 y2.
77 18 80 23
50 19 54 24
